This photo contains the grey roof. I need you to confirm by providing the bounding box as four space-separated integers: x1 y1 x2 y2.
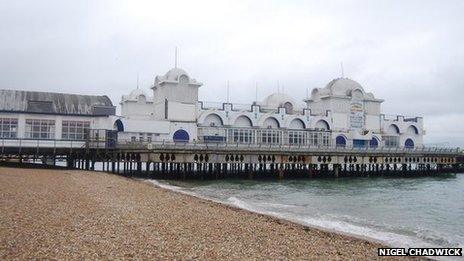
0 89 115 116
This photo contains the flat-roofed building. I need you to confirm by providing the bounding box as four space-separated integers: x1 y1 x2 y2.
0 90 117 147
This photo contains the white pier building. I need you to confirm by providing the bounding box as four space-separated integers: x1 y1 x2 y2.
0 67 424 150
117 67 424 149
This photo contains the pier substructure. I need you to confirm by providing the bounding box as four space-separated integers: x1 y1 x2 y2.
1 142 462 180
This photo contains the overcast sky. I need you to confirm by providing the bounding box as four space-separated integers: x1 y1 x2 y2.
0 0 463 146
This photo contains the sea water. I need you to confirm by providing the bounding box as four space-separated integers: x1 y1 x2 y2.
152 174 464 251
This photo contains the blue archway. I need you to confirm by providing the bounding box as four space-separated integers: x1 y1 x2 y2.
335 135 346 147
114 119 124 132
369 137 378 148
173 129 189 142
405 138 414 148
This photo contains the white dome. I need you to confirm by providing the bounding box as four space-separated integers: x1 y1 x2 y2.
325 78 364 96
165 68 189 81
154 67 201 86
262 93 296 109
129 88 148 99
121 88 151 103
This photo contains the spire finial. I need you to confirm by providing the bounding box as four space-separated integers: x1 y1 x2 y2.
175 46 178 68
341 62 344 78
136 72 139 89
255 82 258 102
226 80 230 103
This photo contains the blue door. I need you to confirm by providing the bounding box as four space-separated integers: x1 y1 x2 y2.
405 138 414 148
173 129 189 142
114 119 124 132
336 136 346 147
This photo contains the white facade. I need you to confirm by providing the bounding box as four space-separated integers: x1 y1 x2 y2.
0 68 425 149
117 67 424 149
0 112 118 148
116 68 202 143
0 90 118 147
304 78 424 148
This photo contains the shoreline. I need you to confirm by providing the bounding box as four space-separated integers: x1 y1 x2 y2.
143 178 391 248
0 167 418 260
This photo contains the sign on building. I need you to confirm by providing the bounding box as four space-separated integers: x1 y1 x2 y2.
350 91 364 129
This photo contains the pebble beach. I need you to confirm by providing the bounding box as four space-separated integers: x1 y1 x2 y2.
0 167 415 260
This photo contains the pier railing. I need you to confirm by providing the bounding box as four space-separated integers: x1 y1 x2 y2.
0 137 106 152
116 140 461 155
1 137 460 157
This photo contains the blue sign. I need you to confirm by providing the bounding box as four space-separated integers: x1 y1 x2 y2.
203 135 226 143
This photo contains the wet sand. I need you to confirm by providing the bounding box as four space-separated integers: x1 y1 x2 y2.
0 167 414 260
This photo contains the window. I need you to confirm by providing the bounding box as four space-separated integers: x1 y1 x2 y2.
283 102 293 114
289 131 304 145
131 136 136 142
139 133 144 142
321 132 330 147
0 118 18 138
336 135 347 147
147 134 152 142
384 136 399 148
308 131 330 147
229 128 253 143
179 75 189 85
25 119 55 139
260 129 281 145
353 139 366 148
62 120 90 140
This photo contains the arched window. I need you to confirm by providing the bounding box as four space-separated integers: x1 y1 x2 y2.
288 119 305 145
369 137 378 148
407 125 419 135
234 115 253 127
138 95 146 103
203 114 223 127
173 129 189 142
179 75 189 85
405 138 414 148
315 120 330 131
387 124 400 134
336 135 346 147
263 117 280 129
289 119 305 129
351 89 364 99
283 102 293 114
113 119 124 132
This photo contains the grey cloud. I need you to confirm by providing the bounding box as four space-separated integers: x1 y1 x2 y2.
0 0 462 146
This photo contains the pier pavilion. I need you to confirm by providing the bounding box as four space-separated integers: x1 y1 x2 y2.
118 67 423 150
0 67 462 178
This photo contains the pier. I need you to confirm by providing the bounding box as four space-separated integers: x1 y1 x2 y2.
1 137 462 179
1 70 460 180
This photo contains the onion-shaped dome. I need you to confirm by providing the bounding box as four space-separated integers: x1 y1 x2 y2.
325 78 364 96
128 88 148 99
165 68 189 81
154 67 200 85
309 78 378 101
262 93 296 109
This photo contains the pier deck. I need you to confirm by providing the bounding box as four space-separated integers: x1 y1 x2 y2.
1 138 462 179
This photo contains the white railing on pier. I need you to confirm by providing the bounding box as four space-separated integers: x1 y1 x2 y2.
0 137 107 151
116 140 461 155
1 137 460 156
